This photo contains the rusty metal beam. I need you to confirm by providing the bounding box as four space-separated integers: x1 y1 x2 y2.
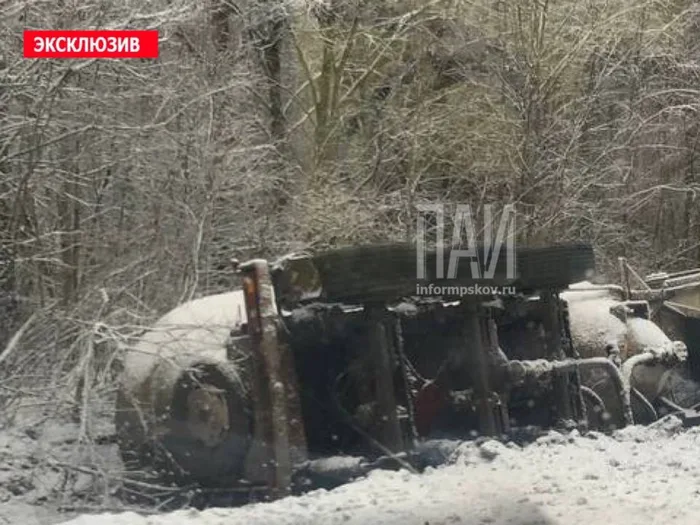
239 259 308 498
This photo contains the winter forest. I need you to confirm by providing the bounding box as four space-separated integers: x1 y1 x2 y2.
2 0 700 520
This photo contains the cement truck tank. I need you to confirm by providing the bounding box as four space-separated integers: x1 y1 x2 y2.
561 285 628 360
115 291 252 485
562 283 675 362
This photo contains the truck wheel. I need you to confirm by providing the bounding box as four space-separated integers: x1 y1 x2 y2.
310 243 595 303
160 363 252 486
515 244 596 291
117 363 252 487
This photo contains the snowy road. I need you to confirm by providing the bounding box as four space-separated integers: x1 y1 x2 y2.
58 416 700 525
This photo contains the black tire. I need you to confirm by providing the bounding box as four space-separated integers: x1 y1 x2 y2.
116 364 253 487
515 244 596 291
312 244 423 304
308 243 595 303
163 364 253 486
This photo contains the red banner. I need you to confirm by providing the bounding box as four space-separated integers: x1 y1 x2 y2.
23 30 159 59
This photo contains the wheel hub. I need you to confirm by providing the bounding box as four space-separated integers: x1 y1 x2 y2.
185 386 230 447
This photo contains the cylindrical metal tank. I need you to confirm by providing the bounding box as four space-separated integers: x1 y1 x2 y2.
115 291 253 485
563 284 697 424
561 286 628 360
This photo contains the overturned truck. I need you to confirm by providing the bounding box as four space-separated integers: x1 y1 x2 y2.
115 244 700 496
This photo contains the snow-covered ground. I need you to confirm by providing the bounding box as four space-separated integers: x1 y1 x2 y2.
50 416 700 525
0 403 121 525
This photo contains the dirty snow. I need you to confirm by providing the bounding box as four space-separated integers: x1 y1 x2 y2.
45 416 700 525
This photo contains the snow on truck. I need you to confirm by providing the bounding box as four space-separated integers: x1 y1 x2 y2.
114 243 700 499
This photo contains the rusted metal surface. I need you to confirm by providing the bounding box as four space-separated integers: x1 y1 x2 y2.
238 259 308 497
241 261 264 336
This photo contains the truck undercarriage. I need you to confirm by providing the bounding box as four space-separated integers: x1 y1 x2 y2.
115 243 700 501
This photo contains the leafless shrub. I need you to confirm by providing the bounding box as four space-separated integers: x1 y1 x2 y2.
0 0 700 514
